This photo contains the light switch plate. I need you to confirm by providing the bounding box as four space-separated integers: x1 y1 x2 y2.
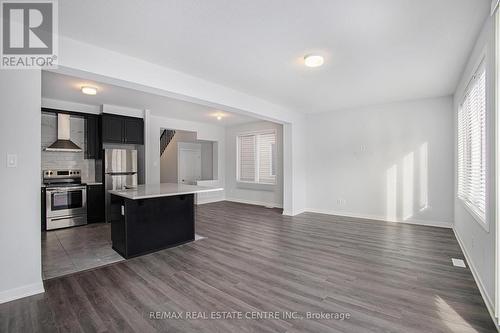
6 154 17 168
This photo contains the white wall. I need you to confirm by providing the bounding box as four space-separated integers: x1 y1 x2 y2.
453 14 496 315
148 115 225 204
225 121 283 208
306 97 454 228
0 70 44 303
200 141 214 180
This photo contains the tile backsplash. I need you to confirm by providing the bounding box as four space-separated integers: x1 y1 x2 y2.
41 113 97 182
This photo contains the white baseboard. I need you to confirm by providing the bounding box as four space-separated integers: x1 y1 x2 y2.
283 208 306 216
453 228 499 332
304 208 453 229
225 198 283 209
196 197 225 205
0 281 44 304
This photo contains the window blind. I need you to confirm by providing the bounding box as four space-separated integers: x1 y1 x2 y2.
258 132 276 184
457 61 486 222
238 135 256 182
237 131 277 185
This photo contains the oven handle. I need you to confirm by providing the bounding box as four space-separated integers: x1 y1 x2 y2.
46 186 87 192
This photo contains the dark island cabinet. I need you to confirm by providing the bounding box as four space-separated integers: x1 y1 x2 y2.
102 114 144 145
87 184 105 223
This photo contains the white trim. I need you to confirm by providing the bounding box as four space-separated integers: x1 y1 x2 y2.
101 104 144 118
0 282 45 304
495 7 500 321
41 97 101 114
283 208 306 216
195 197 225 205
458 198 490 232
144 109 151 184
492 0 499 15
454 227 500 332
304 208 453 229
225 197 283 209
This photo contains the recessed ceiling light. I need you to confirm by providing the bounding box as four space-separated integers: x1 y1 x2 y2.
81 86 97 95
216 115 222 120
304 54 324 68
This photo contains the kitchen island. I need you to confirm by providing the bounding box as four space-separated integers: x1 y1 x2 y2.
108 183 223 259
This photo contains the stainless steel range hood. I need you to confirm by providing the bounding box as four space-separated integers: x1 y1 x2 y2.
45 114 82 152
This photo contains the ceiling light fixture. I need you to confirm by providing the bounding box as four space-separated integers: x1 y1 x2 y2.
304 54 324 68
81 86 97 95
213 112 224 120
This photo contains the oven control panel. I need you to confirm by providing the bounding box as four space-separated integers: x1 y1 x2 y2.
43 169 81 179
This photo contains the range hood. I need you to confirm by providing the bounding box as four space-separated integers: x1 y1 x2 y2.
45 114 82 152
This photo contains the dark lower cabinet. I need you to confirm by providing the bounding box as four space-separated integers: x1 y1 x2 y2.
102 113 144 145
87 184 105 223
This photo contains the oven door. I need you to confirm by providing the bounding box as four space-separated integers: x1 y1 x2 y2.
46 186 87 218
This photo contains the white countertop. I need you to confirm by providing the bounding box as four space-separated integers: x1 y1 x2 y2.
108 183 223 200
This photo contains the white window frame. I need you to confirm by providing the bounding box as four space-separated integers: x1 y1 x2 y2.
236 130 277 185
457 55 489 231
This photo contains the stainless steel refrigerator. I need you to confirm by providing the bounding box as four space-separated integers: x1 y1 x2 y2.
104 149 138 222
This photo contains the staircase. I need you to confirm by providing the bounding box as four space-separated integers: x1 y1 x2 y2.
160 129 176 156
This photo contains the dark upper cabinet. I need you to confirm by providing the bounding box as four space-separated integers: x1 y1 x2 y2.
124 118 144 144
87 184 105 223
102 114 124 143
85 115 102 159
102 114 144 145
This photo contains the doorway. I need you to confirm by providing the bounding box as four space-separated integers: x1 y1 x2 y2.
178 144 202 184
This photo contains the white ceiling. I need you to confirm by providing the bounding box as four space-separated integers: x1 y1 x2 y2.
41 71 258 126
59 1 490 113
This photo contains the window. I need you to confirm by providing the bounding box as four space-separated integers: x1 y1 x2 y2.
457 60 486 224
237 131 277 185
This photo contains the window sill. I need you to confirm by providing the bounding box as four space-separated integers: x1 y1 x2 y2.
458 198 489 233
236 181 275 191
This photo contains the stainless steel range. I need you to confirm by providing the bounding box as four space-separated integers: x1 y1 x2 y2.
43 169 87 230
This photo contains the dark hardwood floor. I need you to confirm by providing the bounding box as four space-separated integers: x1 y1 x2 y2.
0 201 496 332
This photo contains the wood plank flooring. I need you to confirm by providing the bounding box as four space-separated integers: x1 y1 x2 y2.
1 201 496 332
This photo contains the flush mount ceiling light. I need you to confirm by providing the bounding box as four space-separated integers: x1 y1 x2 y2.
81 86 97 95
212 112 224 120
304 54 324 68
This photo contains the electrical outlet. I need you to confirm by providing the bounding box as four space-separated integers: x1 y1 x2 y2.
6 153 17 168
